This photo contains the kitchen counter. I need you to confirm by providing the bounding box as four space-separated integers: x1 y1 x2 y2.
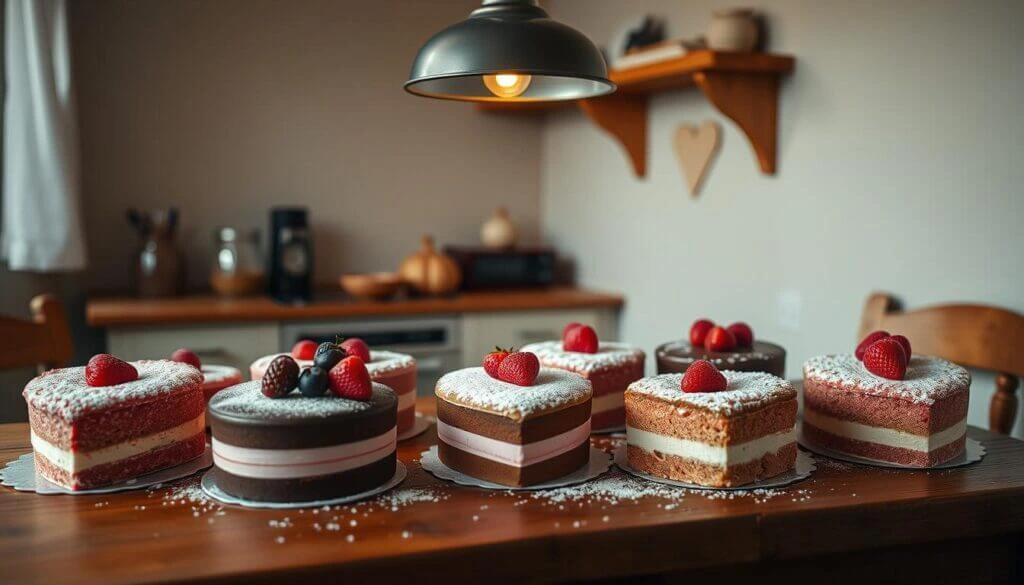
86 287 624 326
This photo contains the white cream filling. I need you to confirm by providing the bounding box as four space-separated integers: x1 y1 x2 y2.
626 425 796 467
437 419 591 467
803 408 967 453
31 415 205 473
592 392 624 414
212 427 396 479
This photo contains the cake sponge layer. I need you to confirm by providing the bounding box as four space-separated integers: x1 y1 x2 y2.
625 391 797 447
627 442 797 488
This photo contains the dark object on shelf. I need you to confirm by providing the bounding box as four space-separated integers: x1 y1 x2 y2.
268 207 313 303
443 246 555 291
127 208 184 298
623 15 665 55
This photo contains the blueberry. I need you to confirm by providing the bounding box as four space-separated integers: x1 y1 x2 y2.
298 366 329 397
313 347 345 370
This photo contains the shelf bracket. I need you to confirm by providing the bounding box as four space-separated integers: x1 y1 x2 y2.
579 94 648 177
693 71 780 175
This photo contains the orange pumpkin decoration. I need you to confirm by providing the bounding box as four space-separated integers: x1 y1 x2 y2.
398 235 462 295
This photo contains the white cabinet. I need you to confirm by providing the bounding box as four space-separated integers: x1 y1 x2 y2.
107 323 279 375
460 308 618 366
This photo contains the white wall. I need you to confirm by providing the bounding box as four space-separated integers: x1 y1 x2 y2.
542 0 1024 434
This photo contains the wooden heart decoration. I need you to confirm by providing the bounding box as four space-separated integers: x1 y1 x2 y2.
673 121 722 197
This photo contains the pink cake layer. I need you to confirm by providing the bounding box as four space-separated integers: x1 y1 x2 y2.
802 422 965 467
376 369 417 435
34 432 206 491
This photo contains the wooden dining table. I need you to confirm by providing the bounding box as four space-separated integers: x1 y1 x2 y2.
2 396 1023 585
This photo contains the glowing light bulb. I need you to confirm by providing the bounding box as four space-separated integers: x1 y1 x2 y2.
483 73 532 98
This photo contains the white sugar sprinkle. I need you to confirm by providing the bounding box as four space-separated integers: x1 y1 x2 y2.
628 372 794 417
520 341 645 375
803 354 970 405
436 367 592 420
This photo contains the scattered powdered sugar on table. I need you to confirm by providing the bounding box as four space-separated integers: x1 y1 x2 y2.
436 367 592 420
520 341 645 374
627 372 795 416
209 381 391 419
23 360 203 421
803 354 970 404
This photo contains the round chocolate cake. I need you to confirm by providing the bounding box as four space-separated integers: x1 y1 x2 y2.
207 381 397 503
655 340 786 378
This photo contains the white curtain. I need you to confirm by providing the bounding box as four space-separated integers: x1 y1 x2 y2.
2 0 85 271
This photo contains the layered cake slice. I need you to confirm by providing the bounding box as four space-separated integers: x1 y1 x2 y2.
23 356 206 490
656 319 786 377
208 355 398 503
435 351 593 487
625 360 797 487
803 339 970 467
521 337 644 431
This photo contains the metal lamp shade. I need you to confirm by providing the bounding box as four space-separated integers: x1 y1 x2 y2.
405 0 614 102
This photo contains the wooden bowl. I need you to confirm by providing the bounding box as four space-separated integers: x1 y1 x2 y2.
339 272 405 300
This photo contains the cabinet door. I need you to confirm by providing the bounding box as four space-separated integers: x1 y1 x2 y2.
107 323 280 376
460 309 618 367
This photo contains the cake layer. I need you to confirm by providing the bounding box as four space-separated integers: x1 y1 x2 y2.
626 425 796 466
201 365 243 403
592 391 624 414
519 341 645 376
627 442 797 488
436 394 591 444
656 340 786 378
626 392 796 446
435 367 592 421
212 427 397 479
803 354 971 405
587 361 645 398
592 408 624 431
803 378 968 436
31 414 205 473
437 418 590 467
802 421 965 467
214 451 396 502
35 432 206 491
803 407 967 453
438 438 589 487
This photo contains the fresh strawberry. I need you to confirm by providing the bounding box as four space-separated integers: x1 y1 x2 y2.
689 319 715 347
170 348 202 371
726 322 754 348
291 339 317 361
497 351 540 386
562 322 583 340
340 338 371 363
704 326 736 352
329 356 373 400
862 337 907 380
890 334 912 360
483 347 512 379
563 324 598 353
855 330 889 361
262 355 299 398
681 359 728 393
85 354 139 387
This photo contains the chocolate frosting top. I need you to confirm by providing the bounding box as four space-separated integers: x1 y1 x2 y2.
656 340 785 367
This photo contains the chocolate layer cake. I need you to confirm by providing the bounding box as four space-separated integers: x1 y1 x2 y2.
435 367 592 487
656 340 786 378
208 381 397 503
625 372 797 487
802 355 970 467
520 341 644 431
23 360 206 490
250 350 418 436
200 365 243 403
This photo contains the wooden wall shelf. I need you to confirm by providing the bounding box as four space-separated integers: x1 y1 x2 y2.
478 50 795 177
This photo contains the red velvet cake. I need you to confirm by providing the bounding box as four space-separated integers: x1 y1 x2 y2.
520 340 644 431
200 365 243 403
435 367 592 487
251 350 417 436
23 360 206 490
802 354 970 467
625 370 798 487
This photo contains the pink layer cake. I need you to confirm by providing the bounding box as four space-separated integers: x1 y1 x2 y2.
802 354 970 467
22 360 206 490
200 365 243 403
520 341 644 431
250 350 418 435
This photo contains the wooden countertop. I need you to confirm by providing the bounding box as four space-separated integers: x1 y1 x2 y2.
3 397 1024 584
86 287 624 327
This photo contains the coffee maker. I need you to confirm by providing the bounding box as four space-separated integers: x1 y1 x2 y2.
268 207 313 302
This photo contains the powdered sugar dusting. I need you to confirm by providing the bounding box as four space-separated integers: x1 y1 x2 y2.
366 350 416 376
23 360 203 421
627 372 795 416
436 367 592 420
209 381 392 419
201 365 242 388
520 341 645 374
803 354 970 405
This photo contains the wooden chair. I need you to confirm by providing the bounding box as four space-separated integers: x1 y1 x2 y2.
860 292 1024 435
0 294 73 373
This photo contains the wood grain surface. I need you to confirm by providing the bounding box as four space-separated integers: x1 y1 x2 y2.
85 287 625 327
2 397 1024 585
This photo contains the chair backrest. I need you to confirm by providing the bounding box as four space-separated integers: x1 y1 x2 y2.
860 292 1024 434
0 294 73 372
